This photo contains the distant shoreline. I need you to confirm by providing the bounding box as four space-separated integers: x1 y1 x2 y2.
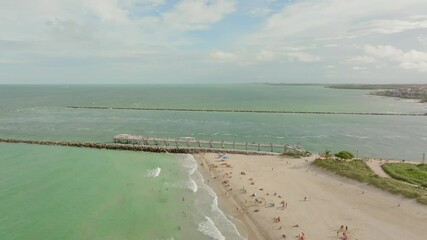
325 84 427 103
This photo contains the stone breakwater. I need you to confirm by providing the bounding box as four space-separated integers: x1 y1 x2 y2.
0 138 277 156
66 106 427 116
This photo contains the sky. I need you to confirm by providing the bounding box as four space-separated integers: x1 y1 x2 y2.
1 0 427 84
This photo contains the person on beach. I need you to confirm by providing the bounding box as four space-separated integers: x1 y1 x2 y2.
341 232 348 240
299 232 306 240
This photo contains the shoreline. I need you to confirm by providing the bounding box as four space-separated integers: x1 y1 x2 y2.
195 153 268 240
194 153 427 240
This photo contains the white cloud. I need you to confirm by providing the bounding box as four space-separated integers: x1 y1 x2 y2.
249 7 273 17
211 50 238 61
138 0 166 7
162 0 236 30
417 35 427 46
1 0 427 83
352 16 427 35
46 19 98 43
346 56 376 64
324 44 338 48
287 52 321 62
247 0 427 46
352 66 368 71
83 0 130 23
256 50 277 61
364 45 427 72
364 45 404 60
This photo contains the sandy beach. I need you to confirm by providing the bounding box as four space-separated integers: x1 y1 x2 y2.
195 153 427 240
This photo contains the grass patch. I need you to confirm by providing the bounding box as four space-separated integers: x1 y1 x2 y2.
281 151 311 158
381 163 427 188
312 159 427 205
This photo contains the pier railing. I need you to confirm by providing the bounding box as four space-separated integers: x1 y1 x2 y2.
113 134 303 153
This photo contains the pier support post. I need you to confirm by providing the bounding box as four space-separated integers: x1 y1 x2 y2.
270 143 273 152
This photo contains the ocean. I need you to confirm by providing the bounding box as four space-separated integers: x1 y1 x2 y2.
0 84 426 239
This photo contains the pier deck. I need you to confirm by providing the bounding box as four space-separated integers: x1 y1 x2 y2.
113 134 303 153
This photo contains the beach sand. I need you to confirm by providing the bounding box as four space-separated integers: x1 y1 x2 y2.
194 153 427 240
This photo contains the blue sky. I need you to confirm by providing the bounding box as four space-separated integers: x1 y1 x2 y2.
1 0 427 84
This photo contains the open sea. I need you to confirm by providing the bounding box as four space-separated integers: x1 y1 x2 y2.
0 84 426 239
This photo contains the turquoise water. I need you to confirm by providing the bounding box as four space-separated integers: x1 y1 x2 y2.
0 143 243 240
0 84 427 240
0 84 426 160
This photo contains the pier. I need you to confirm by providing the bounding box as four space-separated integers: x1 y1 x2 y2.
66 106 427 116
113 134 304 153
0 137 285 155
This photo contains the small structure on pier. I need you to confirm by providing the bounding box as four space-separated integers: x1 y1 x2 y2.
113 134 305 154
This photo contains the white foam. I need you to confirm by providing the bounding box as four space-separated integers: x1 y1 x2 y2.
180 155 198 175
342 134 371 139
202 181 244 239
198 216 225 240
180 154 246 239
166 178 198 192
187 178 198 192
146 167 161 177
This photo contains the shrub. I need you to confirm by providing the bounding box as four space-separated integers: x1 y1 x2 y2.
281 150 311 158
334 151 354 159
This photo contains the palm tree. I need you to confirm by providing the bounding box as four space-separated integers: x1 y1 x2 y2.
324 150 332 159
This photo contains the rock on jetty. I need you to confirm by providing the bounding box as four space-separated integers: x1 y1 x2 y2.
66 106 427 116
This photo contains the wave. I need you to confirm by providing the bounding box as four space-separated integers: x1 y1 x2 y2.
201 179 245 240
180 155 198 175
187 178 198 192
146 167 161 177
166 178 198 192
294 135 328 139
186 154 245 240
198 216 225 240
342 134 371 139
383 135 408 139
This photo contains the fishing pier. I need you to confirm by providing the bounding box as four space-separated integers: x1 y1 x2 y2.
0 134 304 155
113 134 304 154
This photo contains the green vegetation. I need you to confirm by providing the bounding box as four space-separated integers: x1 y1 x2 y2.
323 150 333 159
382 163 427 188
281 150 311 158
312 159 427 205
334 151 354 159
